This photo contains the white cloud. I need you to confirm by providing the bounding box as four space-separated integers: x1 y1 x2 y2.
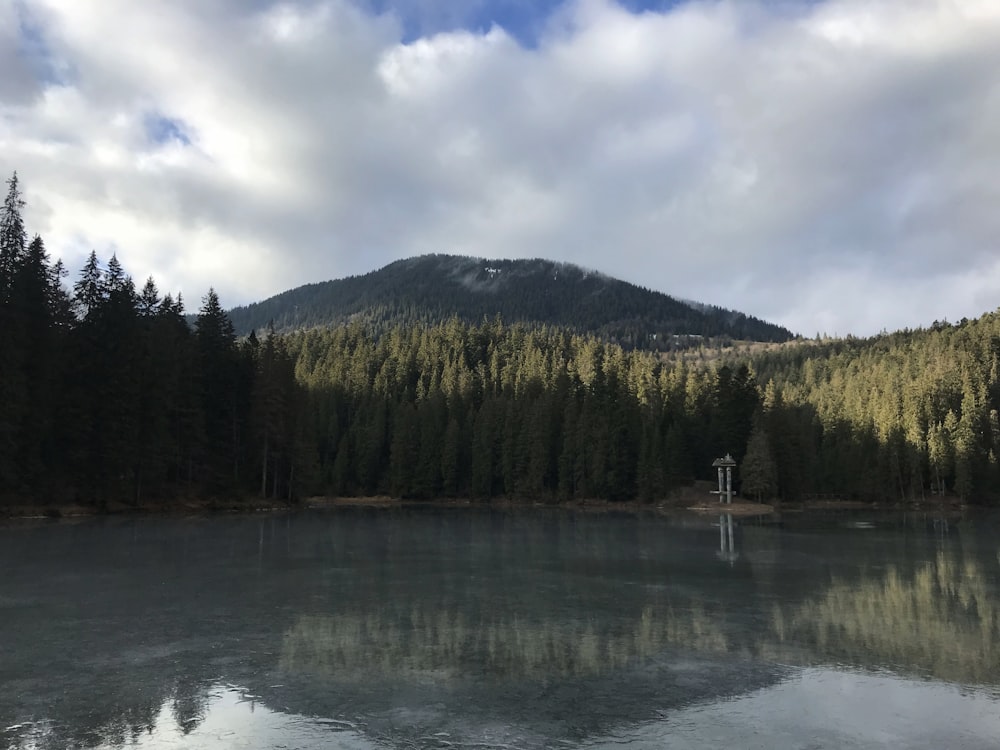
2 0 999 334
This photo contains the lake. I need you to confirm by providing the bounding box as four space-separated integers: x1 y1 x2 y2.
2 507 999 749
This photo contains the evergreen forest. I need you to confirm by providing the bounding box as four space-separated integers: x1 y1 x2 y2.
3 173 1000 510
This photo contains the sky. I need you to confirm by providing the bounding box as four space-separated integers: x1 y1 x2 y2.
1 0 999 337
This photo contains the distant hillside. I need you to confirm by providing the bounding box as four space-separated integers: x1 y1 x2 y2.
226 255 794 347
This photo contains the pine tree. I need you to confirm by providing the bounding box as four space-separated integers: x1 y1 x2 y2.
194 289 241 492
0 173 28 490
954 394 977 501
73 250 104 318
104 254 128 297
741 418 777 501
0 172 27 303
138 277 160 317
10 236 64 487
440 416 462 497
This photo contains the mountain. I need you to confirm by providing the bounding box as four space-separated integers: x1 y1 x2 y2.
225 254 795 346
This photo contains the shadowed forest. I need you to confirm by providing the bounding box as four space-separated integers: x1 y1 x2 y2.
3 173 1000 508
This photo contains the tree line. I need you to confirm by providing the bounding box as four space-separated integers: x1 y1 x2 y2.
0 174 304 507
3 172 1000 508
282 321 761 501
746 318 1000 502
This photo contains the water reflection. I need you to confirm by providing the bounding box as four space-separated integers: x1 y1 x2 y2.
7 685 375 750
717 514 738 565
1 509 999 749
280 605 731 681
587 669 1000 750
770 548 1000 685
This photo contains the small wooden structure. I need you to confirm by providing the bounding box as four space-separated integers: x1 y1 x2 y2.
711 454 736 504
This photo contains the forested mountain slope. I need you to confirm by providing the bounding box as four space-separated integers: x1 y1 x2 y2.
740 316 1000 502
281 312 1000 505
4 170 999 509
225 255 794 347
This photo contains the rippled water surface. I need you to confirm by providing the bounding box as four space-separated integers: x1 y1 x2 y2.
2 507 999 749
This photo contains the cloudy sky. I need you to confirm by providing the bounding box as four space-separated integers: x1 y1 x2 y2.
2 0 999 336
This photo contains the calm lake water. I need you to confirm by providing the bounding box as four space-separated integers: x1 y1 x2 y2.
2 507 999 749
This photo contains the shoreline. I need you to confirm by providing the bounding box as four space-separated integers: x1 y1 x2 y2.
0 492 972 523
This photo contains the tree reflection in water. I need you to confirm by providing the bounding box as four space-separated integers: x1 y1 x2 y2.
3 509 1000 750
770 548 1000 685
280 604 731 681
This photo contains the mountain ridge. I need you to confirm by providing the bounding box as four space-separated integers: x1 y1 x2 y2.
225 254 795 347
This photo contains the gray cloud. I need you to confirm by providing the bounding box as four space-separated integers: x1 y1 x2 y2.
0 2 48 103
1 0 999 335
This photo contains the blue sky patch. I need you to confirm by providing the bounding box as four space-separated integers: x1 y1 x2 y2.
362 0 689 46
15 1 70 87
145 114 192 147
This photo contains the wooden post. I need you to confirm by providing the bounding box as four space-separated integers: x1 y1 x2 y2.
711 454 737 504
